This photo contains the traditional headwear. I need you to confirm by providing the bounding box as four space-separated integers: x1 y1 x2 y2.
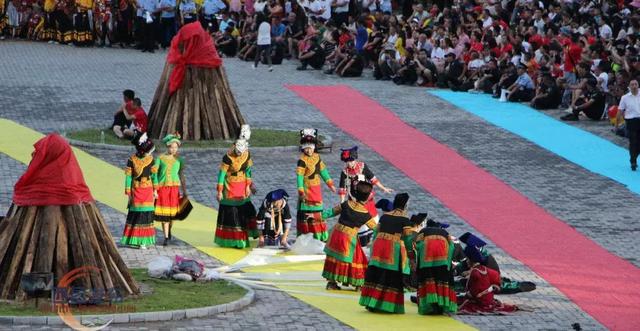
410 213 428 226
393 193 410 210
426 219 450 229
265 189 289 202
459 232 487 248
132 131 155 155
300 128 318 151
162 133 181 146
351 181 373 203
464 245 485 264
340 146 358 162
375 198 394 212
234 139 249 154
239 124 251 141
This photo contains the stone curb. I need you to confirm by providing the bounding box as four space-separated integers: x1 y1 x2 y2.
1 280 255 326
65 137 301 153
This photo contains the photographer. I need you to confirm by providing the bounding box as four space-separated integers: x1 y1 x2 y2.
393 48 418 85
374 45 400 81
470 59 500 94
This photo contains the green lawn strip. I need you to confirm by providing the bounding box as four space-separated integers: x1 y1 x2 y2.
0 269 246 316
67 128 301 148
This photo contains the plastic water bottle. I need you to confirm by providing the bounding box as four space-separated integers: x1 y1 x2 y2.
100 131 105 144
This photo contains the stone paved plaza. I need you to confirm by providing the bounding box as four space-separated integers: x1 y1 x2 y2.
1 41 639 330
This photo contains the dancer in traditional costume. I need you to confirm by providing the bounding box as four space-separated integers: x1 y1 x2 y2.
54 0 74 44
296 128 335 242
457 245 519 314
256 189 292 249
72 0 93 46
42 0 57 41
414 217 458 315
121 132 158 249
214 138 257 248
154 133 187 246
321 181 375 290
359 193 414 314
338 146 393 247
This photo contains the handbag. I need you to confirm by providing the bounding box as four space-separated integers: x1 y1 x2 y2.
174 197 193 221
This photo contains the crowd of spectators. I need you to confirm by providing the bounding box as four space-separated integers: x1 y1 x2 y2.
2 0 640 123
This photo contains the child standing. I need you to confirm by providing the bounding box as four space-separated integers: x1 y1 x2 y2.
253 14 273 71
154 133 187 246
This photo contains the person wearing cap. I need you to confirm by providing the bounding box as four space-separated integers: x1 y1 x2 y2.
436 51 464 89
561 77 606 121
256 189 292 248
530 70 562 110
121 131 158 250
359 193 413 314
505 64 535 102
214 138 257 248
153 133 187 246
617 79 640 171
321 181 376 291
457 245 518 314
296 129 336 242
413 213 457 315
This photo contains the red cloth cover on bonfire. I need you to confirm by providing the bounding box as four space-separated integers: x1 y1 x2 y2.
13 134 94 206
167 22 222 95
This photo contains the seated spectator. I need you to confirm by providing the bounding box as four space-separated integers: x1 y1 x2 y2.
561 80 606 121
374 46 400 81
216 26 238 57
414 49 438 87
393 48 418 85
470 59 500 94
336 44 365 78
112 89 135 139
237 32 257 61
284 12 304 59
566 63 598 111
436 52 464 89
297 36 325 70
122 98 149 139
530 71 562 110
506 65 535 102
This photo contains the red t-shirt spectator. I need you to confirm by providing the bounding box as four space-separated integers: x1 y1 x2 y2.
132 108 148 133
564 42 582 73
471 41 484 53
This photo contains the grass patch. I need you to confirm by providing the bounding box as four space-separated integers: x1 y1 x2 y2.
67 128 301 148
0 269 246 316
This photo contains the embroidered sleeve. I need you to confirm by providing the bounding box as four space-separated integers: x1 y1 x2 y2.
365 218 377 229
321 204 341 220
319 160 334 189
124 159 133 195
296 159 306 192
245 157 253 185
217 155 230 193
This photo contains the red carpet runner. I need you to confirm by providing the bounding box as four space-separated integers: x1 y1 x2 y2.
288 85 640 331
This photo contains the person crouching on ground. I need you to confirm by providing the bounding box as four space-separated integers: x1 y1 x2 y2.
112 89 135 139
256 189 292 249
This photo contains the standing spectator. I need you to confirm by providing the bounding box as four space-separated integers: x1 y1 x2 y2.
332 0 349 28
201 0 225 32
253 15 274 71
140 0 159 53
159 0 176 48
179 0 197 26
561 33 584 108
616 80 640 171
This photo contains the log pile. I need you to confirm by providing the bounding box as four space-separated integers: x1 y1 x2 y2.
147 63 246 141
0 202 140 300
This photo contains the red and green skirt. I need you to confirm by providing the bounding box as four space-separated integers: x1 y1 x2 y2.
155 186 180 222
359 265 405 313
120 211 156 247
214 202 257 249
322 239 367 287
416 265 458 315
296 210 328 242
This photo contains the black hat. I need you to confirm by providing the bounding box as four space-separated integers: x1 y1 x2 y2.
375 198 394 212
445 52 456 58
410 213 428 225
459 232 487 248
426 218 450 229
340 146 358 162
464 245 485 264
393 193 410 210
132 131 154 155
351 181 373 202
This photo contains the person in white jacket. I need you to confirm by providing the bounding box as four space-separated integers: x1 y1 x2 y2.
253 15 273 71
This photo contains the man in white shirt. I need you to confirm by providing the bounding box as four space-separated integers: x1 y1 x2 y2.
253 17 273 71
617 80 640 170
332 0 349 27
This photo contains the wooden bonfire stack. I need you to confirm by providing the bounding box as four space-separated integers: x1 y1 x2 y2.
0 134 139 300
148 22 245 141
